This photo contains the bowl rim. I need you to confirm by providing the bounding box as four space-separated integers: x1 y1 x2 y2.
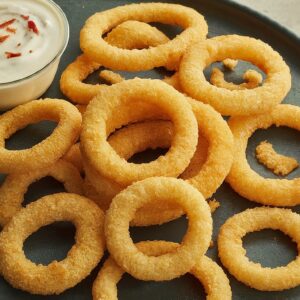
0 0 70 87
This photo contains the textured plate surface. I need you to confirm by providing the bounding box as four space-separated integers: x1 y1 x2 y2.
0 0 300 299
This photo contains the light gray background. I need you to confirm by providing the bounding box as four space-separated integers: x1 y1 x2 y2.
234 0 300 35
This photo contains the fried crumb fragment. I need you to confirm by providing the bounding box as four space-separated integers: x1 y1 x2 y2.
223 58 238 70
208 199 220 213
243 69 263 87
99 70 124 84
210 68 262 90
256 140 299 176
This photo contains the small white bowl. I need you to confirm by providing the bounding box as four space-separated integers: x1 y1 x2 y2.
0 0 69 111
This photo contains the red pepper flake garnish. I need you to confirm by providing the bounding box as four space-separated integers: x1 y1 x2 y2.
28 20 39 35
5 52 22 59
6 27 16 34
0 35 9 43
29 50 33 53
21 15 29 21
0 18 16 29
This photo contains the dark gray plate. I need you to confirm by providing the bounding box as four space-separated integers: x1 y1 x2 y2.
1 0 300 299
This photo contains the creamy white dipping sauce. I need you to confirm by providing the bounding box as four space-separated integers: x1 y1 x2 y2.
0 0 64 83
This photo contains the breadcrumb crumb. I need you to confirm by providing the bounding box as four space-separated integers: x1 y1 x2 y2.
223 58 238 70
210 68 262 90
99 70 125 84
256 141 299 176
208 199 220 213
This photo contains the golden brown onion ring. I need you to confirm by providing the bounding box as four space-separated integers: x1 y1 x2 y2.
0 159 83 226
80 3 208 71
0 99 81 173
105 177 212 281
218 207 300 291
84 98 233 218
60 20 170 104
227 104 300 206
81 79 198 187
0 193 105 295
179 35 291 116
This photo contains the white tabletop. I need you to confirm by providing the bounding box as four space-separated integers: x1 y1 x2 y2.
233 0 300 36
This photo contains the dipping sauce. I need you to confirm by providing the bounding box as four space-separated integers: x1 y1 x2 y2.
0 0 65 84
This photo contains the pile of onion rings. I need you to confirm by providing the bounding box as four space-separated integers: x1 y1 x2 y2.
1 1 299 298
81 78 199 187
93 241 231 300
82 96 233 220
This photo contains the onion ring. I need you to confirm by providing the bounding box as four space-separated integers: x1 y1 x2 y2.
182 99 233 198
80 3 208 71
84 99 233 225
104 20 169 50
60 20 170 104
105 177 212 281
210 68 263 90
83 95 232 196
81 78 198 186
93 241 231 300
0 99 81 173
83 121 183 226
163 73 183 92
0 193 105 295
63 143 83 173
76 104 87 116
109 121 172 157
83 178 109 209
84 172 184 227
84 175 220 224
179 35 291 116
256 140 298 176
179 130 209 179
227 104 300 206
98 69 184 94
218 207 300 291
60 55 101 105
0 159 83 227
